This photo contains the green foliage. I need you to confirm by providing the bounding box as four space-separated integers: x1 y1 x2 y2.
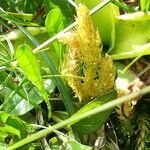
0 0 150 149
44 0 75 21
15 44 51 118
0 71 55 116
3 84 43 116
0 0 43 13
45 8 64 34
50 131 92 150
109 11 150 59
140 0 150 12
70 91 117 134
0 71 26 99
45 8 66 65
0 7 36 26
0 111 27 143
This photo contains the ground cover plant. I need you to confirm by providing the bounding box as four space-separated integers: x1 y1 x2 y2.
0 0 150 149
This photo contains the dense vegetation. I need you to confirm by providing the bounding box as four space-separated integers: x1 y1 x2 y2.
0 0 150 149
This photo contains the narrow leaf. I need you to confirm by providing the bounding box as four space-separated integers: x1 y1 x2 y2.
0 71 26 99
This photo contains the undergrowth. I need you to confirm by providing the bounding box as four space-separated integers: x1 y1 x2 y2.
0 0 150 149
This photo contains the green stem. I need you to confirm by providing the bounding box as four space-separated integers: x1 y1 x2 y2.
112 0 136 12
0 59 15 67
121 55 141 74
7 12 33 21
137 64 150 78
7 85 150 150
43 74 84 79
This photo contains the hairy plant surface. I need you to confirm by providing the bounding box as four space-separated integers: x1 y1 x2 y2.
60 4 115 101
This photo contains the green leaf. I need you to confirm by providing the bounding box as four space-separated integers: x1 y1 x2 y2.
45 8 64 34
7 12 33 21
45 8 66 64
14 23 76 117
52 111 70 123
3 87 42 116
0 143 7 150
15 44 51 118
6 117 27 140
0 130 8 143
58 133 92 150
140 0 150 12
114 62 136 83
44 0 75 21
0 111 10 123
0 27 47 42
0 71 27 100
0 125 20 138
70 90 117 134
66 141 92 150
0 111 27 143
54 130 92 150
0 73 55 116
109 11 150 59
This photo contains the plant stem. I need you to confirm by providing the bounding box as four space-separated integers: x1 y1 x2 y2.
121 55 141 74
137 64 150 78
112 0 136 12
0 76 26 110
7 85 150 150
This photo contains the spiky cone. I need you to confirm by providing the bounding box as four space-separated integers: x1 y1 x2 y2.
59 4 115 102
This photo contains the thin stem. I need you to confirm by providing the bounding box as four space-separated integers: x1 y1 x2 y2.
0 59 15 67
0 76 26 110
67 0 78 9
43 74 85 79
0 42 11 58
137 64 150 78
121 55 141 74
112 0 136 12
7 12 33 21
7 85 150 150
